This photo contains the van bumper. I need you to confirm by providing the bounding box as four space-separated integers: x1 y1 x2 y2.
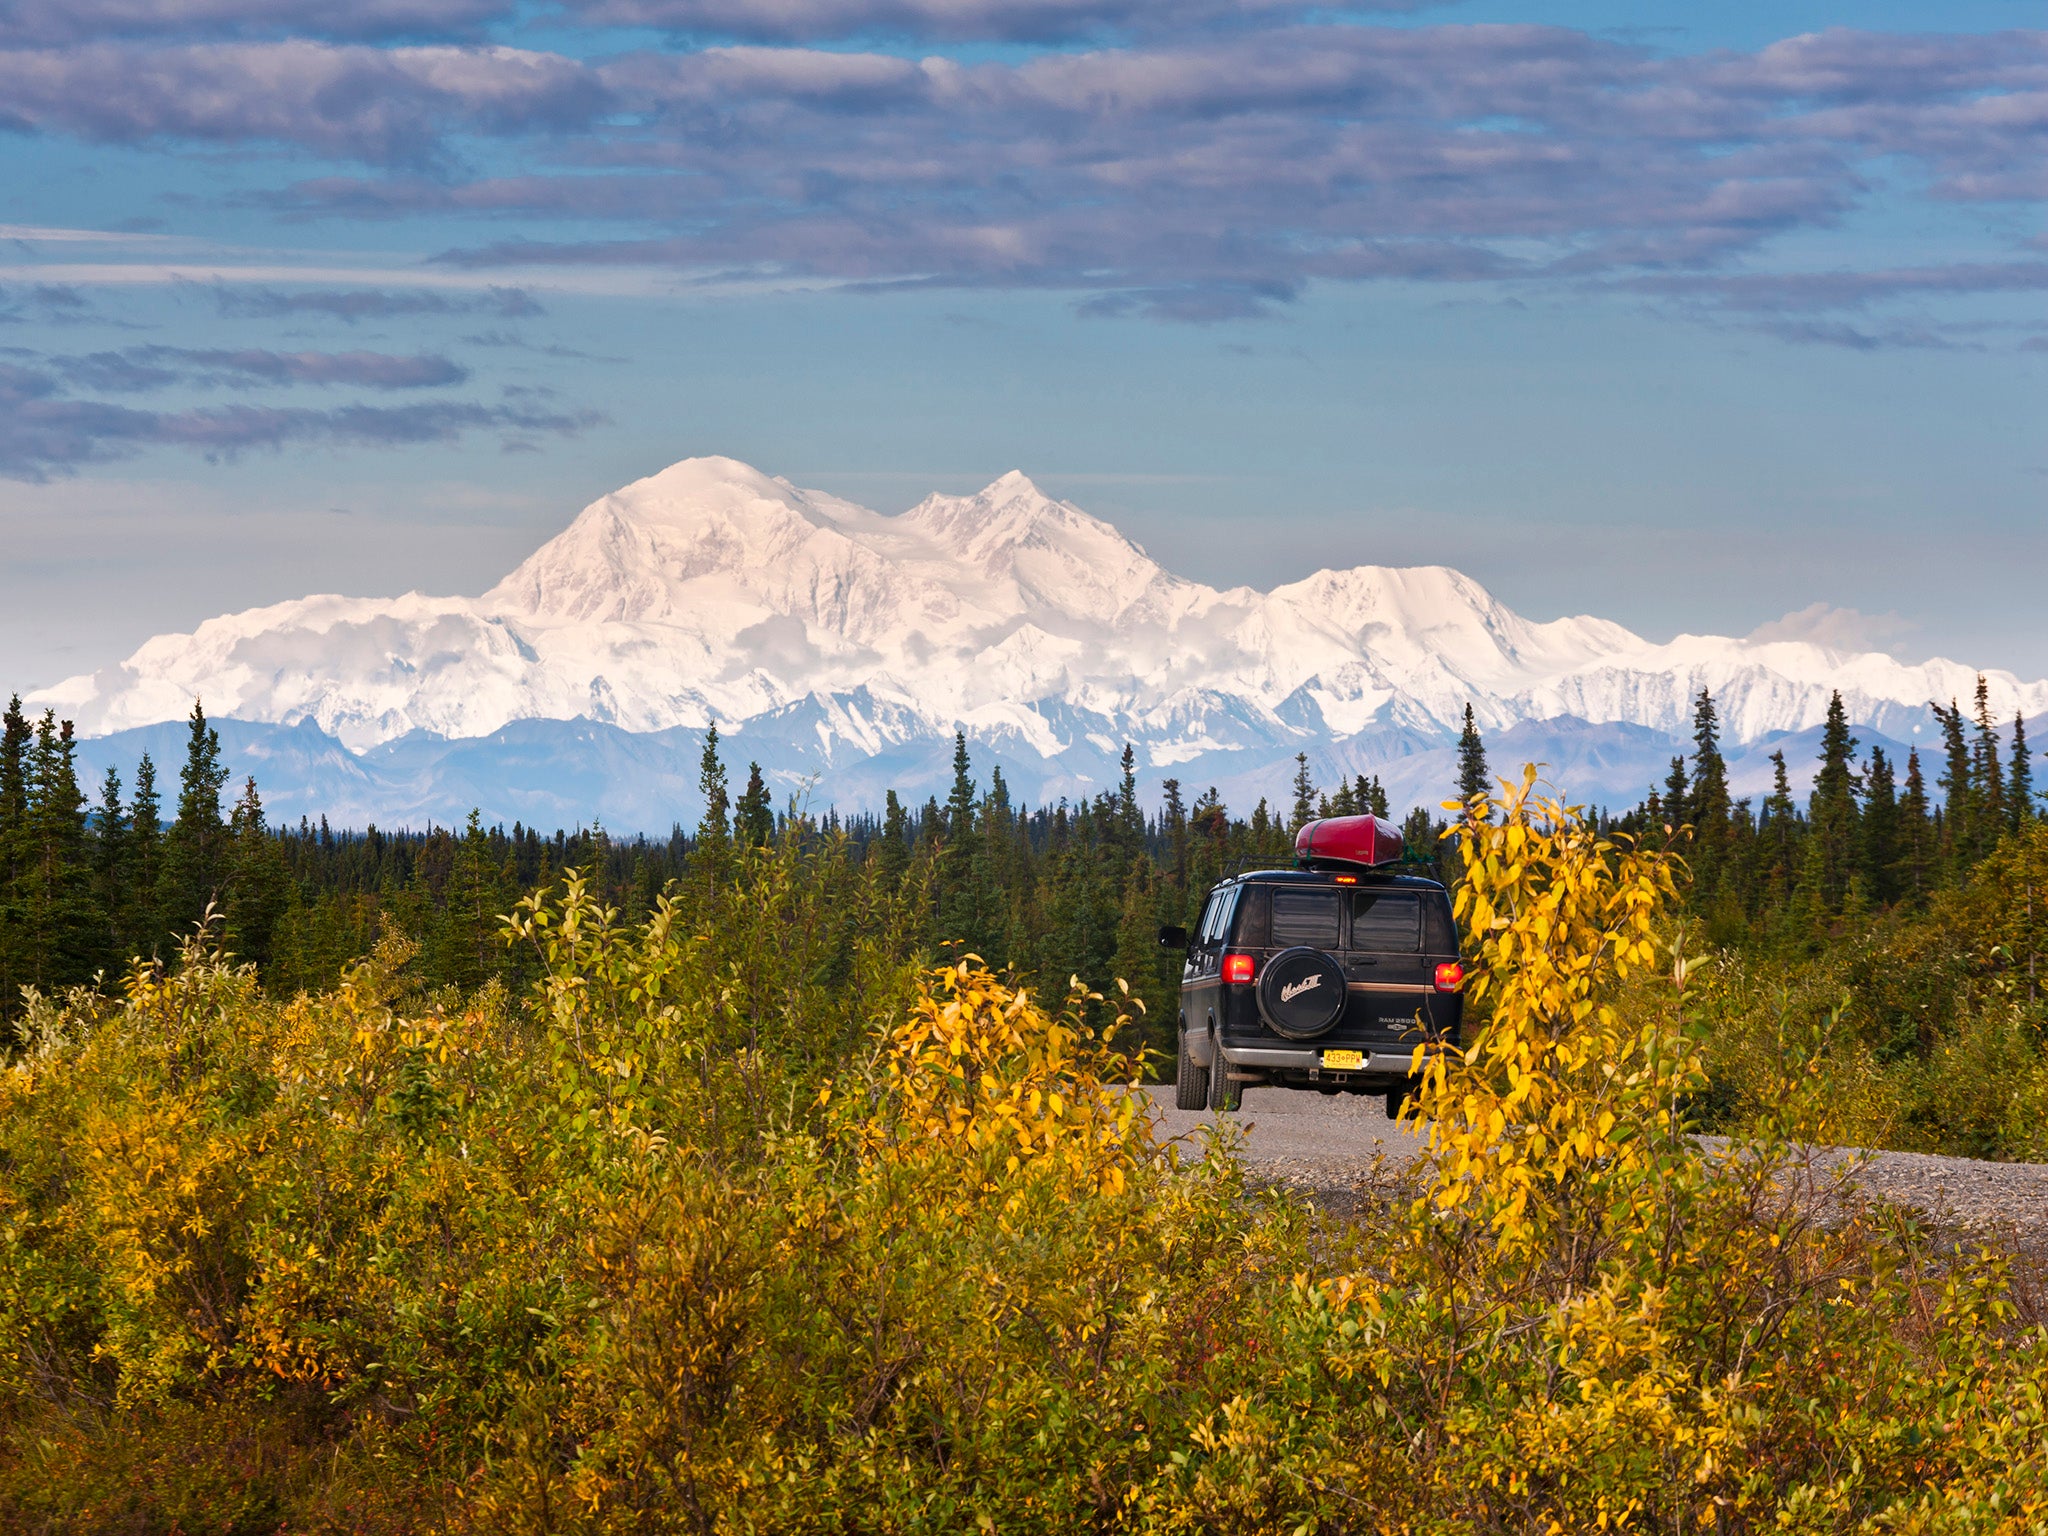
1217 1042 1442 1076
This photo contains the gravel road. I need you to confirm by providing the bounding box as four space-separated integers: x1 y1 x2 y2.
1142 1085 2048 1244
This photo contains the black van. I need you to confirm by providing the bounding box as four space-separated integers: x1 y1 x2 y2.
1160 868 1464 1114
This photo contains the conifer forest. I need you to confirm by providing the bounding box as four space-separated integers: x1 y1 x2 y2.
4 682 2048 1531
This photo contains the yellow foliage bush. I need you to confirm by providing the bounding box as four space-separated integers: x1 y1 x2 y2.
2 805 2047 1533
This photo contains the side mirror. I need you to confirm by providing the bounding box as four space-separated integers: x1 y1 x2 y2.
1157 924 1189 950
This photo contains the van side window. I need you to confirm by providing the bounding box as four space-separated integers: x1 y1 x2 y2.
1198 888 1238 947
1271 889 1340 949
1350 891 1421 951
1230 886 1269 948
1422 896 1458 955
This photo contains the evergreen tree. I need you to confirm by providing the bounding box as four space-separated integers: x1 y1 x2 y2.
0 696 29 1014
225 776 290 970
872 789 911 885
1803 691 1862 914
432 809 512 991
93 766 129 963
1115 743 1144 853
127 752 163 957
1663 756 1690 832
1289 753 1316 834
1860 745 1899 908
1357 774 1390 818
735 762 774 847
19 712 104 992
160 700 231 936
945 733 977 852
694 725 731 889
1896 749 1933 903
1971 675 2006 845
2010 713 2033 828
1456 705 1490 812
1160 777 1189 899
1688 688 1731 896
1932 698 1973 874
1761 750 1801 912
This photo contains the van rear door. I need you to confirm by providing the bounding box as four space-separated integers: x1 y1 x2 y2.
1341 889 1433 1042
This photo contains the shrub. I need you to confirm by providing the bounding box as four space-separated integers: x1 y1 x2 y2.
3 786 2046 1532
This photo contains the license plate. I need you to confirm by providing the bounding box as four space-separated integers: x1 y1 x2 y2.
1320 1049 1365 1070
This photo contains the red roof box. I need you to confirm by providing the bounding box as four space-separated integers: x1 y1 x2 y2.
1294 813 1405 871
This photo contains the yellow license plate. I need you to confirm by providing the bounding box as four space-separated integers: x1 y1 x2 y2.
1320 1049 1365 1070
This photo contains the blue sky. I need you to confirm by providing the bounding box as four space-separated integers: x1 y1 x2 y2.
2 0 2044 690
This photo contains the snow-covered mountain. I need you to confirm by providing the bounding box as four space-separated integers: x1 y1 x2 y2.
33 455 2048 829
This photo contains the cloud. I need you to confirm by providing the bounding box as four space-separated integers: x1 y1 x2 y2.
557 0 1434 44
0 0 512 46
212 284 542 321
0 42 607 166
0 359 602 480
1748 602 1920 656
45 345 469 391
3 24 2047 323
0 284 99 324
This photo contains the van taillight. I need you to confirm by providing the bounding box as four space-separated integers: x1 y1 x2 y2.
1223 953 1257 985
1434 961 1465 992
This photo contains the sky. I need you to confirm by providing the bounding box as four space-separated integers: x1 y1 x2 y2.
2 0 2044 693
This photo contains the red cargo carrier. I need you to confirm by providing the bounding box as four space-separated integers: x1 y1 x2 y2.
1294 813 1405 871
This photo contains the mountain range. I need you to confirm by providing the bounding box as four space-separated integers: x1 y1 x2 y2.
32 456 2048 832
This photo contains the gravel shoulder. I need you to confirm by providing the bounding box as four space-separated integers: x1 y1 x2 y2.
1141 1085 2048 1246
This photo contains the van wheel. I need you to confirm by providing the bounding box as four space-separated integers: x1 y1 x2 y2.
1174 1027 1209 1111
1208 1039 1242 1113
1385 1084 1410 1122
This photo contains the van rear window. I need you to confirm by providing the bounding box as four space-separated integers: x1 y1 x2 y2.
1271 889 1341 948
1349 891 1420 951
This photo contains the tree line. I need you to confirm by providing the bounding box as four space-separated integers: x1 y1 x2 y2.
0 683 2037 1043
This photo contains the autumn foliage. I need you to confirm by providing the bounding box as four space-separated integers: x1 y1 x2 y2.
2 788 2047 1532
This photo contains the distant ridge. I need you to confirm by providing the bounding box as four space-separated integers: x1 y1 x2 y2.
33 455 2048 829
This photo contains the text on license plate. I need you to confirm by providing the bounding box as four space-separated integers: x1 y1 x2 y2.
1320 1049 1365 1070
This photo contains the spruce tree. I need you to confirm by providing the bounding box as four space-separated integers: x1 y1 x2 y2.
1803 691 1862 914
1971 675 2006 846
1161 777 1189 898
93 766 128 962
693 725 731 892
1860 745 1899 907
433 809 511 991
1761 750 1800 912
1456 705 1490 812
945 732 977 851
0 696 29 1014
128 753 163 958
872 789 910 885
735 762 774 848
19 713 105 991
1896 749 1933 904
1663 756 1690 832
160 700 231 937
1688 688 1731 896
1289 753 1316 835
2010 713 2034 828
1932 699 1973 875
225 775 290 970
1115 743 1144 854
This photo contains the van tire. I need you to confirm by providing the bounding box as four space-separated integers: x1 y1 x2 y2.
1208 1036 1242 1113
1174 1026 1209 1111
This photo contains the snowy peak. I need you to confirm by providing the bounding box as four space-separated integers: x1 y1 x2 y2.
901 472 1179 625
30 453 2048 774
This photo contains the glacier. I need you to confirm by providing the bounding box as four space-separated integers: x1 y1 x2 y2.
33 455 2048 831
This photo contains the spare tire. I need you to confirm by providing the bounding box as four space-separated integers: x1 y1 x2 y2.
1255 946 1348 1041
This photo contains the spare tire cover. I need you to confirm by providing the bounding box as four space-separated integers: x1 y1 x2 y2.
1255 946 1348 1040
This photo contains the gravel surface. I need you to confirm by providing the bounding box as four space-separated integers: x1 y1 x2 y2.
1141 1085 2048 1244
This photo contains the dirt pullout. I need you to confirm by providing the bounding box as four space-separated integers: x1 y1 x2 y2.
1142 1086 2048 1244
